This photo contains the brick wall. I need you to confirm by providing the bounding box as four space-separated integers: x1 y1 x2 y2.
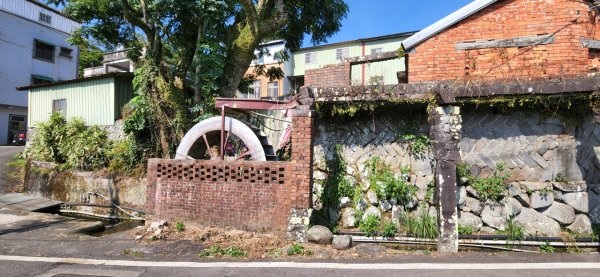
409 0 600 83
146 113 314 231
304 63 351 88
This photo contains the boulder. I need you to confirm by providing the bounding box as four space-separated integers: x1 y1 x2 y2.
362 206 381 221
553 190 563 202
367 190 379 206
332 235 353 250
566 214 593 234
542 202 576 225
506 197 523 216
339 197 352 208
464 197 484 215
481 202 509 230
307 225 334 244
342 208 357 228
561 192 589 213
457 186 467 207
380 200 392 212
530 191 553 210
354 243 387 256
458 212 483 230
514 208 561 236
520 181 551 191
552 181 587 192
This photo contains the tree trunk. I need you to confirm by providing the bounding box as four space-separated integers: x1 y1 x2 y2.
220 25 260 98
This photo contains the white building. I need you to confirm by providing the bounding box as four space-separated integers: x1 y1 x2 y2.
83 49 135 77
0 0 80 144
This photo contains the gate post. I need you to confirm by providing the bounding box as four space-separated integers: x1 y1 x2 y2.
429 105 462 253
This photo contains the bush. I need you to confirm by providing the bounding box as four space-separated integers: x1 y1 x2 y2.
287 243 312 256
471 163 510 202
381 221 397 238
360 214 380 237
368 157 416 205
108 138 149 175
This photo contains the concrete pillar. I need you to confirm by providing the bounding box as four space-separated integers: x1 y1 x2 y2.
429 106 462 253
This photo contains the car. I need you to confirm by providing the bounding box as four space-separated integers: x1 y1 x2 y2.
12 131 26 146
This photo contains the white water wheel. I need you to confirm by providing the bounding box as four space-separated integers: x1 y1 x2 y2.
175 116 267 161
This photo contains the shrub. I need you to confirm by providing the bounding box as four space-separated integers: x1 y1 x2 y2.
175 221 185 232
539 241 555 253
381 221 398 238
360 214 380 237
287 243 311 256
470 163 510 202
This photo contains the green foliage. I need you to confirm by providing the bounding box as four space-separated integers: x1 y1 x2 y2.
402 133 430 157
175 221 185 232
123 248 144 258
458 225 475 235
4 153 26 192
424 181 435 203
456 162 472 181
499 216 525 241
368 157 416 205
554 173 568 184
28 113 111 171
321 145 354 209
360 214 380 238
402 209 438 239
470 163 510 202
287 243 311 256
199 245 247 258
107 138 148 176
539 241 555 253
381 221 398 238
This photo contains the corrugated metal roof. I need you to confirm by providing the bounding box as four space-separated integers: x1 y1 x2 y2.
402 0 499 50
298 31 419 52
16 72 133 91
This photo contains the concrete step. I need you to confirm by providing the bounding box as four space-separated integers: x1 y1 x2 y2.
0 193 62 212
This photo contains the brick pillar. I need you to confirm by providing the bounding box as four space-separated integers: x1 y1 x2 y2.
290 109 314 208
429 106 462 253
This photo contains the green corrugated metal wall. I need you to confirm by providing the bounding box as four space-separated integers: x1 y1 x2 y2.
28 76 133 127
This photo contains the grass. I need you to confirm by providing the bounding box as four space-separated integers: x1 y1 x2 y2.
175 221 185 232
402 210 438 239
458 225 475 235
287 243 313 256
123 248 144 258
199 245 248 258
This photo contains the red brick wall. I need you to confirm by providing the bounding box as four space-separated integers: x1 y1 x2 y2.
145 113 314 231
409 0 600 83
304 63 351 88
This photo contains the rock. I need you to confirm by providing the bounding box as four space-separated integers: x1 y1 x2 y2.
357 198 367 211
553 190 563 202
566 214 593 234
466 186 480 199
514 193 531 208
464 197 484 215
354 243 387 256
149 221 162 230
458 212 483 230
367 190 379 206
506 197 523 216
404 197 418 209
342 208 357 228
458 177 469 185
362 206 381 221
480 227 497 234
542 202 576 225
507 183 521 197
514 208 561 236
154 229 162 236
530 191 553 210
520 181 551 191
361 179 370 192
307 225 334 244
481 202 509 230
346 166 355 176
552 181 587 192
135 235 143 240
314 171 327 180
327 207 340 224
391 205 403 224
339 197 352 208
380 200 392 212
561 192 589 213
428 206 438 220
457 186 467 207
332 235 352 250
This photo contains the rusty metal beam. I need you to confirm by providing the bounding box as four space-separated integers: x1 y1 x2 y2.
215 98 298 110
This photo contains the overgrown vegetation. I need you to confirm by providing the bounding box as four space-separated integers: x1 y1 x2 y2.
199 245 248 258
539 241 555 253
360 214 381 238
175 221 186 232
368 157 416 205
381 221 398 238
499 216 525 242
402 209 438 239
458 225 475 235
4 153 27 192
286 243 313 256
554 173 568 183
470 163 510 202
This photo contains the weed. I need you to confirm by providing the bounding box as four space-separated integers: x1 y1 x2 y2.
538 186 553 196
458 225 475 235
402 209 438 239
559 232 581 253
175 221 185 232
149 235 160 241
360 214 380 237
368 157 416 205
470 163 510 202
321 145 354 209
199 245 247 258
267 249 282 258
499 216 524 242
402 133 430 157
554 173 568 183
287 243 310 256
539 241 555 253
424 181 435 203
381 221 398 238
456 162 472 181
123 248 144 258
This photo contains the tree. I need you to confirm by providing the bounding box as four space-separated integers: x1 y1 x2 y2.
47 0 348 158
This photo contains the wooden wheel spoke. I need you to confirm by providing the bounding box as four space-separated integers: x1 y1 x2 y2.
235 150 251 161
202 134 216 158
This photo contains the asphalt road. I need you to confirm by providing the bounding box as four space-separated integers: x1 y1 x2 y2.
0 146 25 193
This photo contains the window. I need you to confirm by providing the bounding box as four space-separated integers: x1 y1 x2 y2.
304 52 316 64
371 48 383 55
39 12 52 24
247 80 260 98
31 75 54 85
336 48 349 60
52 99 67 115
267 81 279 98
59 47 73 59
34 40 55 62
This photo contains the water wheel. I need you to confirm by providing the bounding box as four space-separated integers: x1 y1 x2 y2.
175 116 275 161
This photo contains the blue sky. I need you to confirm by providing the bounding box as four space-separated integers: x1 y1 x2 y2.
303 0 473 47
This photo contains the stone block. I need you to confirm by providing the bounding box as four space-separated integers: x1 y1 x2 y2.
481 201 510 230
552 181 587 192
542 202 576 225
530 191 554 210
332 235 353 250
514 208 561 237
458 211 483 230
463 197 484 215
561 192 589 213
566 214 593 234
